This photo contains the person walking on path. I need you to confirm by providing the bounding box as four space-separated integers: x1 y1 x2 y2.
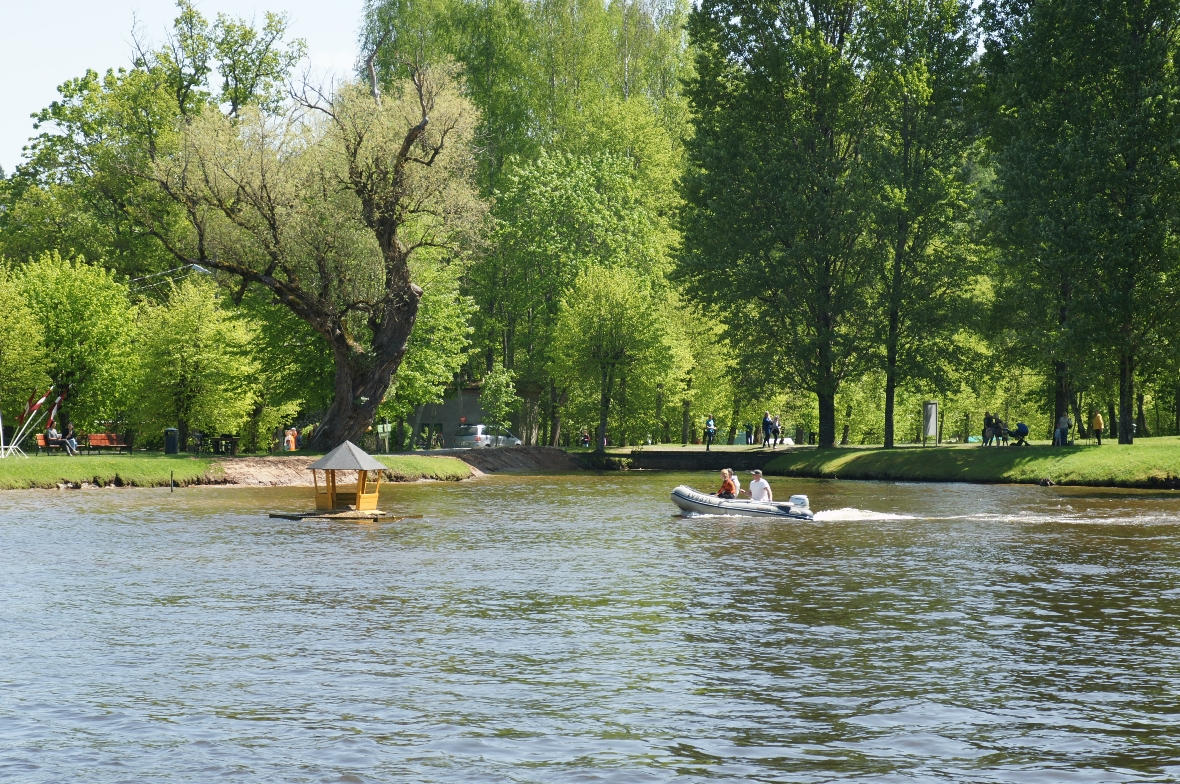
744 423 754 446
762 412 774 448
704 415 717 451
772 415 782 446
982 412 994 446
1055 413 1072 446
1091 410 1104 445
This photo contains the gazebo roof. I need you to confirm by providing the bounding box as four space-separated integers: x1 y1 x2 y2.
307 441 388 471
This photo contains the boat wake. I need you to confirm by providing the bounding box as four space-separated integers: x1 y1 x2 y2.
813 507 915 522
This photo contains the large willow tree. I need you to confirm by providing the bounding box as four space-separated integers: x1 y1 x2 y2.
13 2 486 449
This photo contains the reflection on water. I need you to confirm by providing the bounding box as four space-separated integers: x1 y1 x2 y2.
3 474 1180 782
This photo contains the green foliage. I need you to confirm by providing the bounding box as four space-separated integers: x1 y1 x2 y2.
17 253 136 430
480 362 520 431
982 0 1180 442
0 269 50 423
680 0 883 447
552 266 681 449
380 261 476 420
133 279 257 445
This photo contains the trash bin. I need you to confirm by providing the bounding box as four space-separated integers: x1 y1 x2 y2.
164 428 179 455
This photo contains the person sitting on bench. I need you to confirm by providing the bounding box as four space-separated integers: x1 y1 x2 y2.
45 426 78 455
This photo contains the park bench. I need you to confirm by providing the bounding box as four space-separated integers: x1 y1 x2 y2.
86 433 130 454
35 434 65 455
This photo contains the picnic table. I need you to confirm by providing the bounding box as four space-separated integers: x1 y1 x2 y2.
210 435 240 456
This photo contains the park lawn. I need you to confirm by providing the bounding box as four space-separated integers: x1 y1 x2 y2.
0 452 473 490
764 436 1180 488
368 454 473 481
0 453 216 490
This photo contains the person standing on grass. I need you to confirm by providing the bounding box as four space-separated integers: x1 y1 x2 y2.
762 412 774 447
983 412 994 446
745 423 754 446
1055 413 1072 446
1091 410 1104 445
772 415 782 446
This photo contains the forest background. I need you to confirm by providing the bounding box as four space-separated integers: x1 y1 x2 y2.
1 0 1178 451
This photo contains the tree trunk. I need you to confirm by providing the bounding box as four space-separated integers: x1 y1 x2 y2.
596 366 612 454
1108 401 1119 441
654 384 663 444
883 225 904 449
308 288 420 451
178 418 190 452
1071 392 1087 439
728 394 741 446
1174 382 1180 436
1118 348 1135 444
681 399 690 445
1054 359 1069 437
618 375 627 447
549 381 563 448
1136 391 1150 438
817 339 837 448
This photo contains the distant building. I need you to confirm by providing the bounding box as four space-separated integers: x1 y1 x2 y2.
410 386 487 448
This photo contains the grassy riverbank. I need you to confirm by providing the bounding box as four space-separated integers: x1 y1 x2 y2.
763 437 1180 488
0 453 216 489
0 452 472 490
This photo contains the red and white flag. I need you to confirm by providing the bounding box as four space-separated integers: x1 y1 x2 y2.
15 391 40 424
20 386 53 425
46 388 68 430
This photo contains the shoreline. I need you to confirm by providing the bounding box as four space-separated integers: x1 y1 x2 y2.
0 446 583 491
760 439 1180 490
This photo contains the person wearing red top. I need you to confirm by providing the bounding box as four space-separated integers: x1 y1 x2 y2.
716 469 737 499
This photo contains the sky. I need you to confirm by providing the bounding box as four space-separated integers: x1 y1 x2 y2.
0 0 364 174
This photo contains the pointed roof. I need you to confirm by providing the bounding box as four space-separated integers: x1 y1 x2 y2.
307 440 387 471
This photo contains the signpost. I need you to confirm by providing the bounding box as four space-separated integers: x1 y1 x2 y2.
922 401 939 447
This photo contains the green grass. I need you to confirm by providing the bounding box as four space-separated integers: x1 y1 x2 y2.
369 454 473 482
763 436 1180 488
0 451 473 490
0 453 215 490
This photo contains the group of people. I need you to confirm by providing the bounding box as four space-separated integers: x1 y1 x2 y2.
44 423 80 455
1054 410 1106 446
705 412 785 449
715 468 773 501
983 409 1108 447
981 412 1009 446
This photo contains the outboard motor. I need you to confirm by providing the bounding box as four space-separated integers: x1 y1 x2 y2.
788 494 810 510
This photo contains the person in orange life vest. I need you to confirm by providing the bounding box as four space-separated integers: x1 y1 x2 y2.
716 469 737 499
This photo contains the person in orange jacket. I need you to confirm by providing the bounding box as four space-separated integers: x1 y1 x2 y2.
1091 410 1104 445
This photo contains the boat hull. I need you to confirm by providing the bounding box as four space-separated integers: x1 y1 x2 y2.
670 485 814 520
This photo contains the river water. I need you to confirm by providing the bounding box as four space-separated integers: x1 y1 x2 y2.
3 473 1180 782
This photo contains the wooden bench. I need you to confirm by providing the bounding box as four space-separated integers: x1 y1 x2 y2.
36 434 66 455
86 433 130 454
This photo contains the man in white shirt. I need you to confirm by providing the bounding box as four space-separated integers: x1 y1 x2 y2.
743 469 772 502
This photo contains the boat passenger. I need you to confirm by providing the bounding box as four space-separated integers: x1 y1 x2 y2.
742 469 772 502
716 469 737 499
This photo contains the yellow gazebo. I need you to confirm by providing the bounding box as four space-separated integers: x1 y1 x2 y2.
308 441 388 511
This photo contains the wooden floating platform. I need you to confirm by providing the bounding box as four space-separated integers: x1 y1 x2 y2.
268 510 424 522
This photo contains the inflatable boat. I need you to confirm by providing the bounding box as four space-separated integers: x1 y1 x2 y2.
670 485 814 520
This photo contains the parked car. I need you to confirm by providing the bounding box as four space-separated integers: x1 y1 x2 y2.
454 424 523 448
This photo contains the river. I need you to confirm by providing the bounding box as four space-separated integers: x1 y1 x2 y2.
3 473 1180 782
